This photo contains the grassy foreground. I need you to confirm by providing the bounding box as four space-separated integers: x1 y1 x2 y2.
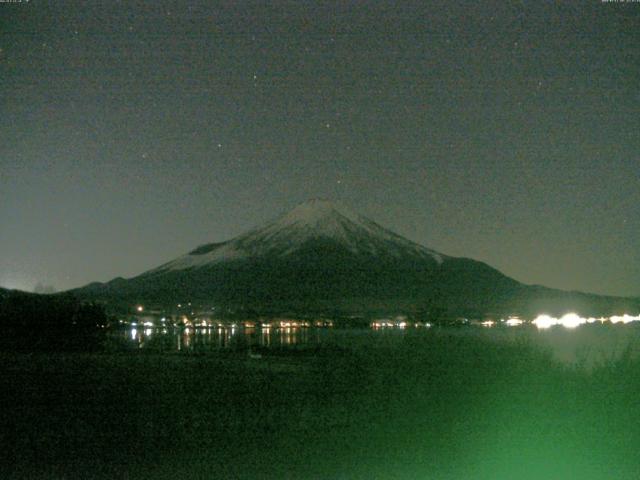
1 330 639 479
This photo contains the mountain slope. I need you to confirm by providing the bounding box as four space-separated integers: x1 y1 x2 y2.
71 200 639 318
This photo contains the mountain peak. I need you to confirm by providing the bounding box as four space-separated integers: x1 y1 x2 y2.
149 200 445 273
293 198 338 208
276 199 360 229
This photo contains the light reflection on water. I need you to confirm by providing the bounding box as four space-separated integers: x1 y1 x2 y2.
125 324 328 351
120 323 640 367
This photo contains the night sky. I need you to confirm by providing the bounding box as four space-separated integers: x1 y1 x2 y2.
1 1 638 297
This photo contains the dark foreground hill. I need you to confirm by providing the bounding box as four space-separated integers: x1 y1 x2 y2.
3 333 640 480
0 288 107 350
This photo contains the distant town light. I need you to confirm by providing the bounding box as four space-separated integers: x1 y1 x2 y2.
532 313 640 329
610 314 640 324
532 314 557 329
559 313 584 329
136 305 144 312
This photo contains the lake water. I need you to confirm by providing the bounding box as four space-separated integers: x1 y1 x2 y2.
120 323 640 367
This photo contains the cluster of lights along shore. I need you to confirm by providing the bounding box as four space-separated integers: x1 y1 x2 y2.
132 305 640 331
372 313 640 330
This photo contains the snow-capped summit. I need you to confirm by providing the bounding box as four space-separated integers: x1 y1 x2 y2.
251 198 371 243
150 199 444 272
272 198 368 230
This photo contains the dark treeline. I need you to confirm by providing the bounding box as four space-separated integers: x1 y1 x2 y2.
0 290 107 351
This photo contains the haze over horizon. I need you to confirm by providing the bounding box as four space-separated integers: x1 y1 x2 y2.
1 1 638 297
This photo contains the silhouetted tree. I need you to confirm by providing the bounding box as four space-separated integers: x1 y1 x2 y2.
0 291 107 351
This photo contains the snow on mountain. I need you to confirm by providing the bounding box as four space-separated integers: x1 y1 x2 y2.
150 199 445 273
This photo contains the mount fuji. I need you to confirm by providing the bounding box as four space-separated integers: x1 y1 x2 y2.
72 200 638 319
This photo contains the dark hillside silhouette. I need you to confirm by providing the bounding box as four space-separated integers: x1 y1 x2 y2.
0 289 107 351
